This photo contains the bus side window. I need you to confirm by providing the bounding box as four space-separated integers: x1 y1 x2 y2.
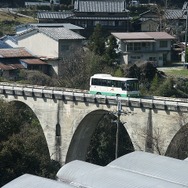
102 80 106 86
111 80 115 87
122 82 127 90
114 80 119 87
92 78 97 85
107 80 111 87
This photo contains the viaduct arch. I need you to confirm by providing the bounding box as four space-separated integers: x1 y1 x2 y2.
1 83 188 164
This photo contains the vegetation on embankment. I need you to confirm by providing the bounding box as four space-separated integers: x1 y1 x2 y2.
0 10 36 37
162 68 188 78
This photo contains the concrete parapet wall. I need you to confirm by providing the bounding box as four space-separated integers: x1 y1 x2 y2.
0 83 188 112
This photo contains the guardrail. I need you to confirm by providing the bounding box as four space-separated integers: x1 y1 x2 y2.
0 82 188 111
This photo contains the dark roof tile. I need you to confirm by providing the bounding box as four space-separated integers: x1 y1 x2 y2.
74 0 128 13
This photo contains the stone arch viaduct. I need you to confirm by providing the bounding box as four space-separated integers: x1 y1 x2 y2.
1 82 188 164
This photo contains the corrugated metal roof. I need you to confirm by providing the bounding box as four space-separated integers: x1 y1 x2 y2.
184 158 188 161
0 48 33 58
3 151 188 188
124 39 156 42
38 27 85 41
56 152 188 188
70 165 185 188
21 58 48 65
2 174 75 188
57 160 100 183
0 63 24 70
146 32 175 39
108 151 188 187
112 32 154 40
112 32 175 40
74 0 128 13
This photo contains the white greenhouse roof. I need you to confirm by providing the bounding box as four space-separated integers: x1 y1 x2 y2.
3 151 188 188
2 174 74 188
57 151 188 188
108 151 188 187
56 160 100 183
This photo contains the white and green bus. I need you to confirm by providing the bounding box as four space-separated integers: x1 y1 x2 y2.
89 74 139 97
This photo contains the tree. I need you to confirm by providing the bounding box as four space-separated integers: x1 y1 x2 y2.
157 77 176 97
166 119 188 159
104 35 119 65
0 101 60 186
88 24 106 56
149 73 162 94
57 48 112 90
19 70 56 86
0 100 22 142
86 114 134 166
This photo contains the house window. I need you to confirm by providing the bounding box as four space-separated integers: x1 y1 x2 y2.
118 21 126 26
149 57 156 61
127 43 141 51
142 42 150 48
94 20 115 26
130 56 141 60
108 21 115 26
127 43 133 51
159 41 168 48
77 20 87 27
134 43 141 51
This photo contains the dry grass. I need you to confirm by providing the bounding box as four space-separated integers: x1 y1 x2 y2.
0 10 36 22
158 66 188 78
0 10 36 35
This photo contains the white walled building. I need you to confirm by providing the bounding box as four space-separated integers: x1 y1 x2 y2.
112 32 175 66
16 26 85 59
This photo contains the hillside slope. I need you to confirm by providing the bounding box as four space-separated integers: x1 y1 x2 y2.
0 9 36 36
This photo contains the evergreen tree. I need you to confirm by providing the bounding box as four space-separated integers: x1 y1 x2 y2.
88 24 106 56
157 77 176 97
149 73 161 94
105 35 119 65
86 114 134 166
0 101 60 186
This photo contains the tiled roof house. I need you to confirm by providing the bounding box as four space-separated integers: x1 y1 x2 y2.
139 9 185 40
16 26 85 59
37 0 131 37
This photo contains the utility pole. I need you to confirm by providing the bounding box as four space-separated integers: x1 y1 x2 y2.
112 100 132 159
165 0 167 9
182 2 188 68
